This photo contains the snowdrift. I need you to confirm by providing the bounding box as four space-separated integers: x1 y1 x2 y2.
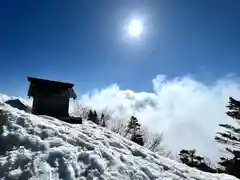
0 103 238 180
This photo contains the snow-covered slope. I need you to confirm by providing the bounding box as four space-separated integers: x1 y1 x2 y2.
0 103 238 180
0 93 32 107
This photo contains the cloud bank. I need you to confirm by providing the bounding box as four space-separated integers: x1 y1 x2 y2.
78 74 240 162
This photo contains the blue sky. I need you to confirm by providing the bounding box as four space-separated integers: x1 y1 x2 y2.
0 0 240 97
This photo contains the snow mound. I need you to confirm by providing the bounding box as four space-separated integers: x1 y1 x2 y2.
0 104 238 180
0 94 11 103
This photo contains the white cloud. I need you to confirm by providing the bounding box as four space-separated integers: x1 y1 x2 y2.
77 74 240 162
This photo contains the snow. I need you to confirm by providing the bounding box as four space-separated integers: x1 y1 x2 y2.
0 103 238 180
0 93 32 108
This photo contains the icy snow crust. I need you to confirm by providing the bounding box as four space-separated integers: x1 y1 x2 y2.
0 104 238 180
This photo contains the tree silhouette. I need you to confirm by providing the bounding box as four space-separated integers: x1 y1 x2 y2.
179 149 217 173
100 113 106 127
92 110 99 124
87 109 99 124
87 109 94 121
215 97 240 178
125 116 144 146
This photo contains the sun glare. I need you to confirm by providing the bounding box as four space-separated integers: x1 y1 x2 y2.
128 19 143 37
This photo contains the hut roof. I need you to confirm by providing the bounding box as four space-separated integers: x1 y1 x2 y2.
27 77 77 99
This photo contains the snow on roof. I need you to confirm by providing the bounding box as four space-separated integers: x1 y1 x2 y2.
0 103 238 180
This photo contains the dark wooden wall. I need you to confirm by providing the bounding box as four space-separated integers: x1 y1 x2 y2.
32 95 69 118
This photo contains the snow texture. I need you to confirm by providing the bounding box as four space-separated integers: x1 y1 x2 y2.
0 103 238 180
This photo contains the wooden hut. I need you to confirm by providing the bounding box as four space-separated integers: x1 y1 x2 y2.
27 77 77 119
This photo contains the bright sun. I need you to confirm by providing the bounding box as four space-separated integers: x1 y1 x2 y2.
127 19 143 37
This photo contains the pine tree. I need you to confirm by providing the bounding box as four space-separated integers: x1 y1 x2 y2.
92 110 99 124
87 109 99 124
215 97 240 178
100 113 106 127
125 116 139 136
126 116 144 146
87 109 94 121
179 149 217 173
102 119 106 127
